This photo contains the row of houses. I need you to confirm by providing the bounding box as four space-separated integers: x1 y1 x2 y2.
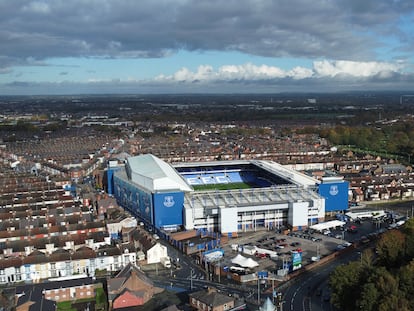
5 261 245 311
342 162 414 203
0 217 171 286
0 165 171 288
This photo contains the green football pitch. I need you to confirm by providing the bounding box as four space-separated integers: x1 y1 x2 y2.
192 182 252 191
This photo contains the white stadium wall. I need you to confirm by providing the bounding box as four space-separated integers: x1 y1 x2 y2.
288 201 309 230
219 207 238 234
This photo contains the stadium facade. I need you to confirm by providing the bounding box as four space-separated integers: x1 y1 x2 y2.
109 154 348 234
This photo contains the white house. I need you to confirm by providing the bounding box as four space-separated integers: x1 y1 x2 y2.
146 243 168 265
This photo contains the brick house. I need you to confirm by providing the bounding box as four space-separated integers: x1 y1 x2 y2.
189 288 235 311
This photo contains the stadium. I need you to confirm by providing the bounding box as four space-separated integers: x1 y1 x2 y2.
108 154 348 235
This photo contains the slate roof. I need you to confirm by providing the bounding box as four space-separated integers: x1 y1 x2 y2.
23 250 48 265
15 277 95 311
71 246 96 260
189 288 234 307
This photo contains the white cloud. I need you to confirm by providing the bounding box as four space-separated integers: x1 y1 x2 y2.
156 60 402 83
287 66 314 79
313 60 401 78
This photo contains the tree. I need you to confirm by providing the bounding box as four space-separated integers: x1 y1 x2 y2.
358 282 379 311
399 259 414 304
376 229 406 268
402 218 414 259
329 261 363 311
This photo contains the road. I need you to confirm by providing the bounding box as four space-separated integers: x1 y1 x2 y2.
280 246 367 311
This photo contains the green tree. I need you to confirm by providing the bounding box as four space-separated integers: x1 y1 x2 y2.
376 229 406 268
358 282 379 311
329 261 363 311
399 259 414 305
402 218 414 259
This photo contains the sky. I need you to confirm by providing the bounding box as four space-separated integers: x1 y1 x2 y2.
1 0 414 95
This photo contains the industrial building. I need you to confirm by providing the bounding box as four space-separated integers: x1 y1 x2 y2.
109 154 348 235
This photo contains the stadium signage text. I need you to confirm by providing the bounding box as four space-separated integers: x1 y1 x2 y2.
186 175 230 185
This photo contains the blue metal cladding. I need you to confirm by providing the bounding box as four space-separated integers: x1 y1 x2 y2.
113 175 153 223
153 192 184 229
106 167 121 195
107 169 115 195
318 181 349 212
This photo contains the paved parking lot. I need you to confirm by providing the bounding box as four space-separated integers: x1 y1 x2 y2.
219 228 348 275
